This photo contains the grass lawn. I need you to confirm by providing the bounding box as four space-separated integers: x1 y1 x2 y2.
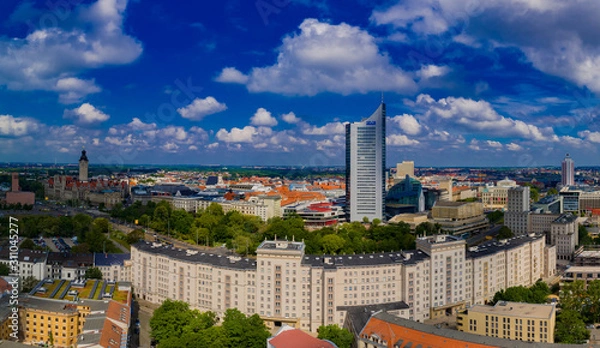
53 281 70 299
36 280 60 298
112 289 128 303
78 281 97 299
91 282 103 299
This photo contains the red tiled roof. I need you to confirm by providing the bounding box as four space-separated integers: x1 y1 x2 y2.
269 329 336 348
0 277 12 293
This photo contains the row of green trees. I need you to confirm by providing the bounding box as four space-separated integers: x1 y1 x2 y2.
149 300 271 348
110 201 417 255
150 300 353 348
491 281 550 305
0 214 121 253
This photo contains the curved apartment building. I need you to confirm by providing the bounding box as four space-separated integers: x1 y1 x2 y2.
131 234 556 332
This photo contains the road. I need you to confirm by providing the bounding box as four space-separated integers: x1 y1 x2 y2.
466 224 502 246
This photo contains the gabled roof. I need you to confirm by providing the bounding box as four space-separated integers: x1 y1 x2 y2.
268 326 336 348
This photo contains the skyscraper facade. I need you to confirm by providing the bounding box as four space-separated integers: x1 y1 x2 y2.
561 153 574 186
345 103 386 222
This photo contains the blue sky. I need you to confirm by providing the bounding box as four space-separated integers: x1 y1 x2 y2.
0 0 599 167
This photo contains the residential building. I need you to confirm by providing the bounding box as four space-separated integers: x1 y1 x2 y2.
19 282 132 348
529 213 561 236
550 214 579 261
356 311 568 348
505 186 531 235
131 232 553 332
0 249 48 281
345 102 386 222
93 253 132 282
562 153 575 186
457 301 555 343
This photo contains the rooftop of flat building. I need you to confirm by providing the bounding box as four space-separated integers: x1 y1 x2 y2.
133 241 257 270
465 301 555 319
553 213 578 224
467 233 545 259
258 240 304 252
433 201 470 207
565 265 600 273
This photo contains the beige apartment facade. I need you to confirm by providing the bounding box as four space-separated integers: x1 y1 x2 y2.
457 301 555 343
131 233 554 332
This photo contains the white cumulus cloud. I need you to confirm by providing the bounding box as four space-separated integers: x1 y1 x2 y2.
63 103 110 125
177 97 227 121
250 108 278 127
216 126 257 143
0 115 40 136
217 19 416 96
215 67 249 84
282 112 301 124
391 114 422 135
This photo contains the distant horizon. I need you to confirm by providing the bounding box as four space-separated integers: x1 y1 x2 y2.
2 162 600 170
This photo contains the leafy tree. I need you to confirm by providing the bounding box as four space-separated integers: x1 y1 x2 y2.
554 310 590 343
487 210 504 224
92 218 111 235
322 234 345 254
560 281 587 314
491 281 549 305
579 225 593 246
222 308 270 348
19 238 37 250
497 226 514 240
547 188 558 195
22 276 39 293
85 267 103 279
126 229 145 245
415 221 441 236
0 263 10 276
150 300 197 343
317 325 354 348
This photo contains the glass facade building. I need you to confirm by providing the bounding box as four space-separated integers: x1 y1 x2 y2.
345 103 386 222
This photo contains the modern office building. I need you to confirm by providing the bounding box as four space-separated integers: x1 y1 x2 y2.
561 154 575 186
385 175 425 216
345 103 386 222
131 233 554 332
430 201 488 235
457 301 555 343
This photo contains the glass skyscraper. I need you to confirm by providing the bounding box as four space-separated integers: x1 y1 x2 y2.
345 102 386 222
561 153 574 186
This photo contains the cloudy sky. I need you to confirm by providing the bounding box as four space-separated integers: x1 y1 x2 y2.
0 0 599 167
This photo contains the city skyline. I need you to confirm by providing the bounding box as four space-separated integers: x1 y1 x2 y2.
1 0 600 166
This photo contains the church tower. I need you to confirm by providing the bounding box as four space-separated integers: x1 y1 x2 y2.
79 148 89 182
